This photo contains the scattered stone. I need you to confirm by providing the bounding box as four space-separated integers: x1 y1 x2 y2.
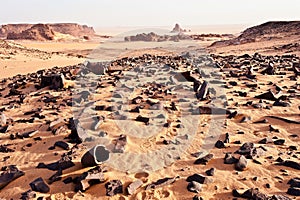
113 134 127 153
287 178 300 188
193 195 204 200
287 187 300 196
196 81 209 100
37 155 75 171
136 115 150 124
40 74 64 90
186 174 209 184
29 177 50 193
20 190 36 200
187 181 202 193
127 179 143 195
81 145 110 167
215 140 226 148
54 141 70 150
194 154 213 165
235 155 248 171
278 160 300 170
274 139 285 145
0 165 25 189
48 168 62 184
145 176 179 190
0 113 6 126
63 177 73 184
0 145 14 153
74 166 107 192
255 91 279 101
224 153 238 164
105 180 123 196
205 168 215 176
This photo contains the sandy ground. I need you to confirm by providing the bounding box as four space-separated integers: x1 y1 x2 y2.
0 26 299 200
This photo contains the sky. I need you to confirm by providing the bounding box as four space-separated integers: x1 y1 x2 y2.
1 0 300 28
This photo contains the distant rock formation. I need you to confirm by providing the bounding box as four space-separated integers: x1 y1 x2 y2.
7 24 55 41
171 23 184 33
0 23 95 40
210 21 300 47
124 32 191 42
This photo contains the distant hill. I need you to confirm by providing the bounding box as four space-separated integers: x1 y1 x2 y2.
210 21 300 47
0 23 96 41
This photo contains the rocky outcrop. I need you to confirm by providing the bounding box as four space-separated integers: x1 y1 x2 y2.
171 23 185 33
1 23 95 40
124 32 191 42
7 24 55 41
211 21 300 47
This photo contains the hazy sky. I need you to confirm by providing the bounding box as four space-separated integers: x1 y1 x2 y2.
1 0 299 28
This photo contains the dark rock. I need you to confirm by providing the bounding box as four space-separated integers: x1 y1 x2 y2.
279 160 300 170
187 181 202 193
193 195 204 200
54 141 70 150
0 145 15 153
196 81 209 100
194 154 213 165
287 187 300 196
235 155 248 171
287 178 300 188
270 195 291 200
205 168 215 176
74 166 106 192
273 100 290 107
255 91 279 101
224 153 238 164
235 142 265 159
258 137 273 144
269 125 280 132
130 106 140 113
0 165 25 189
241 188 268 199
224 133 230 143
48 168 62 184
194 106 230 115
81 145 110 167
228 110 238 119
274 139 285 145
105 180 123 196
40 74 64 90
20 190 36 200
0 125 8 133
37 155 75 171
145 176 178 190
240 116 251 123
29 177 50 193
215 140 225 148
132 96 143 104
186 174 207 184
136 115 150 124
63 177 73 184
